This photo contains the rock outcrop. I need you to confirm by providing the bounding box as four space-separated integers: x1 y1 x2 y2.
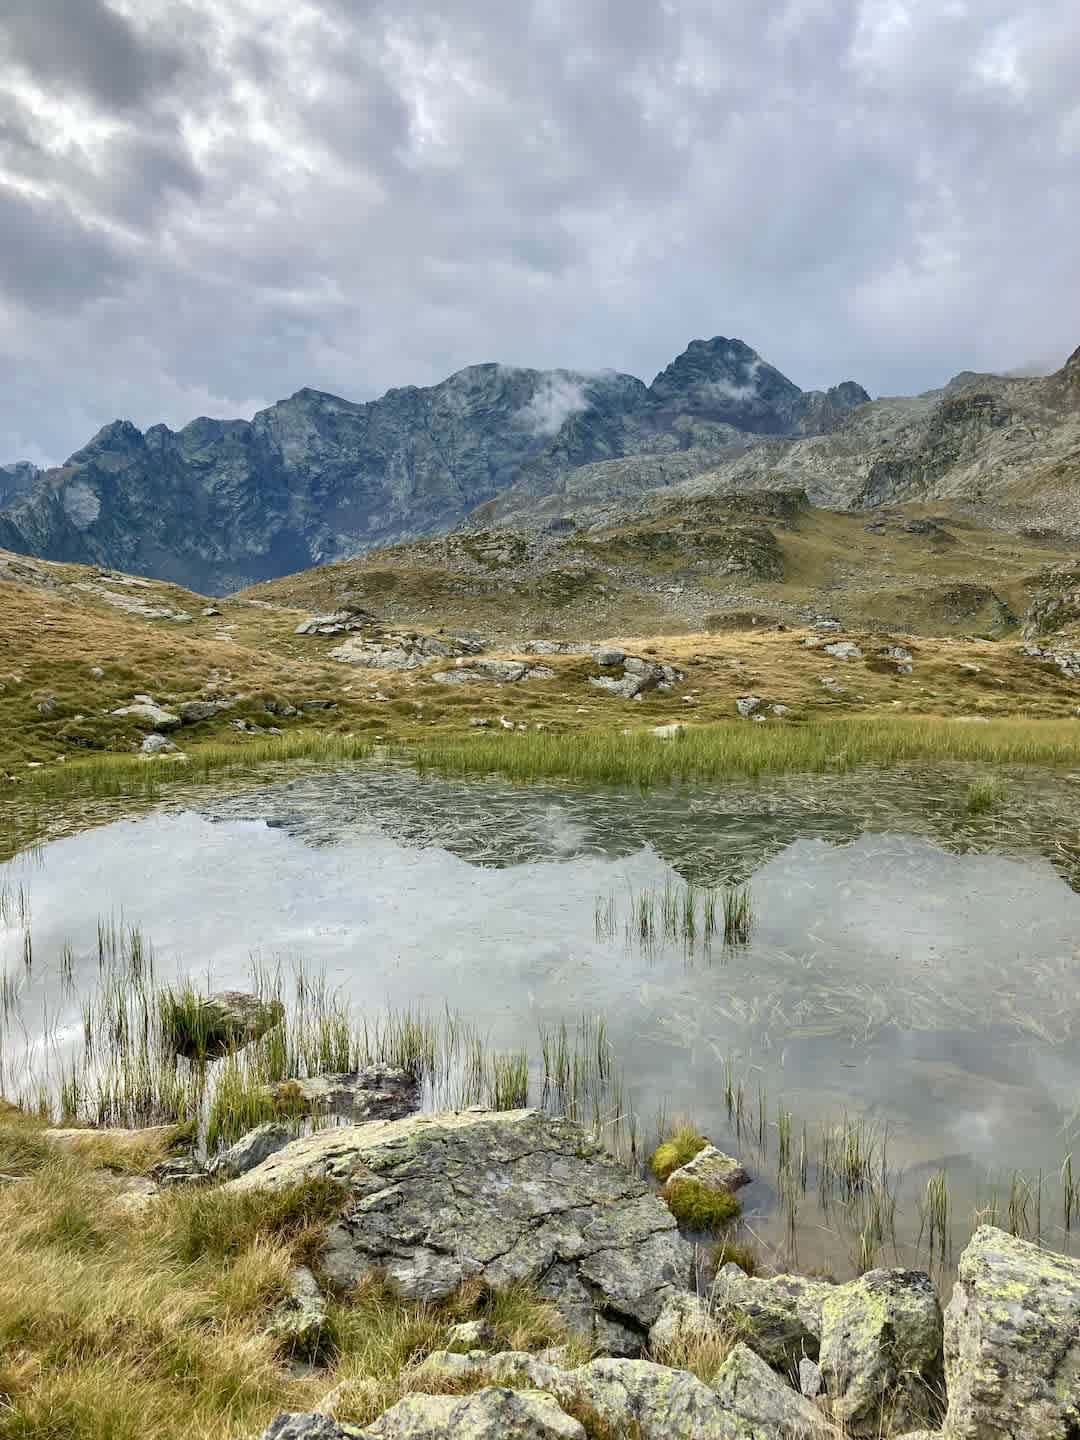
227 1108 693 1354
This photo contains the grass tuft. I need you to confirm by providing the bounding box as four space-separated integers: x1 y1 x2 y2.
649 1125 708 1181
663 1177 741 1230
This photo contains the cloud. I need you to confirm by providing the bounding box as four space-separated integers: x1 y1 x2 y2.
518 374 592 436
0 0 1077 465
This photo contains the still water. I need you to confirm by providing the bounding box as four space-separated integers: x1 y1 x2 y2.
3 761 1079 1275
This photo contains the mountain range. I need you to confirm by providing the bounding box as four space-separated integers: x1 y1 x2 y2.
1 335 1077 594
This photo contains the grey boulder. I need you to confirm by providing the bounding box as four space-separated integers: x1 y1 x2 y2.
227 1108 693 1353
943 1225 1080 1439
712 1343 826 1437
362 1389 585 1439
210 1120 297 1178
111 702 181 731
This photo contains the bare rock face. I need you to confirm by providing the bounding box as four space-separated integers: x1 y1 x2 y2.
227 1108 693 1354
943 1225 1080 1439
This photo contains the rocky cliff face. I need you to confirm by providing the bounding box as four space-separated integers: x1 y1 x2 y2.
0 341 868 592
0 462 39 509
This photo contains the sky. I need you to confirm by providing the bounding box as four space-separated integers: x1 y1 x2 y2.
0 0 1078 467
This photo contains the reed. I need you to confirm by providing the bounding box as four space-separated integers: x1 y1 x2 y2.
965 775 1008 814
410 717 1080 788
722 885 753 945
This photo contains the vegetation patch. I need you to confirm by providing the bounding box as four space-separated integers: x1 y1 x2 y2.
649 1125 708 1181
663 1176 741 1230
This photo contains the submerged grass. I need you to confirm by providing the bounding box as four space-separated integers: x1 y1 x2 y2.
411 716 1080 787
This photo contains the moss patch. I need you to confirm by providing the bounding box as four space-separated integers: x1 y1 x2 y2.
664 1177 741 1231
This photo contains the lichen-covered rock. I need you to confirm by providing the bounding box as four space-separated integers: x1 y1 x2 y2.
712 1343 826 1437
666 1145 750 1195
709 1265 832 1369
648 1291 724 1356
818 1269 943 1435
362 1388 585 1439
210 1120 297 1178
416 1351 768 1439
227 1108 693 1353
446 1319 493 1350
259 1416 363 1440
571 1358 751 1439
264 1067 420 1123
943 1225 1080 1439
269 1266 328 1357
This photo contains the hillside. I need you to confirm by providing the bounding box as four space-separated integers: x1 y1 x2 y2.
0 338 867 592
484 345 1080 536
3 491 1077 780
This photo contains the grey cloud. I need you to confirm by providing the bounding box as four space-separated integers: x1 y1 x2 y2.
0 0 187 109
0 0 1077 465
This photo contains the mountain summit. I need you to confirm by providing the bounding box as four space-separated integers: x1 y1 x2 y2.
0 340 867 591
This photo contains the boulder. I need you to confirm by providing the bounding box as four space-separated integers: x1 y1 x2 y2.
823 641 862 660
446 1318 493 1350
709 1266 832 1369
269 1265 328 1357
362 1389 585 1439
110 702 181 731
415 1352 773 1440
943 1225 1080 1439
666 1146 750 1195
432 660 529 684
735 695 762 717
177 699 230 724
712 1343 826 1437
140 734 178 755
651 723 684 740
818 1269 943 1435
589 657 682 700
164 989 284 1059
260 1419 362 1440
570 1358 755 1440
227 1108 693 1353
263 1067 420 1123
209 1120 297 1178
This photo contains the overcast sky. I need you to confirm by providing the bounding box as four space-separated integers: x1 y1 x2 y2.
1 0 1078 465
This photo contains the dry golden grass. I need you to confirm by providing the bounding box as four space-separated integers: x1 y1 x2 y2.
0 1107 583 1440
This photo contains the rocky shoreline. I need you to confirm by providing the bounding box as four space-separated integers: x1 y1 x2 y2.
114 1095 1073 1440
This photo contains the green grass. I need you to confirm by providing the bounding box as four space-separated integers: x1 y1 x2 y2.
649 1125 708 1182
663 1176 741 1230
965 774 1008 813
411 716 1080 786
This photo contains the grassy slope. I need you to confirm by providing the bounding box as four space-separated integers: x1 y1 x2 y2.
1 497 1078 812
0 1105 601 1440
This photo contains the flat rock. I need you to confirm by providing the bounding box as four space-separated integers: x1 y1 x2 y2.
228 1108 693 1352
666 1145 750 1194
265 1067 420 1123
823 641 862 660
177 699 231 724
111 702 181 731
943 1225 1080 1439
